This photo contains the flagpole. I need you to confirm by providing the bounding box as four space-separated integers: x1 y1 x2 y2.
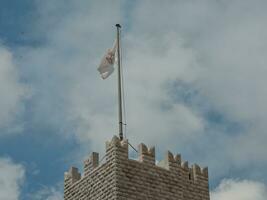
116 24 123 140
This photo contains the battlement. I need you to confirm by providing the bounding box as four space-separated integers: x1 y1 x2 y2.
83 152 99 176
64 167 81 185
64 136 210 200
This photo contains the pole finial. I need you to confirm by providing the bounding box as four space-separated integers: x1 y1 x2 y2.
116 24 121 28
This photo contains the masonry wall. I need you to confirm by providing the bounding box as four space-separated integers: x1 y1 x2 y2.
64 136 210 200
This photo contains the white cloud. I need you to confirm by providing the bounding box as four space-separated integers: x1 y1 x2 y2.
1 1 266 198
0 157 25 200
0 46 28 132
14 0 267 181
19 0 204 153
211 179 267 200
124 0 267 176
18 1 123 148
28 186 63 200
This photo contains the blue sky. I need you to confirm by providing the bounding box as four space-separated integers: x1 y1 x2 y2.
0 1 267 200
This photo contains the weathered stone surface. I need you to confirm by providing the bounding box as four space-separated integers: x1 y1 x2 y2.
64 136 210 200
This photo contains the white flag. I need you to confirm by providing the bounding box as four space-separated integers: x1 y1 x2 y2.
97 40 117 79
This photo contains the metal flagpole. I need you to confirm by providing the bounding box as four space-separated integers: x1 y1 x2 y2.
116 24 123 140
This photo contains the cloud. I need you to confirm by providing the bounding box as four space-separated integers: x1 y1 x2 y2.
0 157 25 200
1 0 267 198
11 0 267 182
28 186 63 200
211 179 267 200
17 0 205 154
0 46 28 132
124 0 267 178
17 0 123 147
0 157 61 200
194 0 267 168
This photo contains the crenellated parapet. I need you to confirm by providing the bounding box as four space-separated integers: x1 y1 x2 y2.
158 151 182 170
201 167 209 177
64 136 210 200
84 152 99 176
64 167 81 187
156 151 207 182
105 135 128 162
190 164 209 181
138 143 155 165
64 135 208 184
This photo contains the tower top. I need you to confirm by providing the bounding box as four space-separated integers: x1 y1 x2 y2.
64 135 210 200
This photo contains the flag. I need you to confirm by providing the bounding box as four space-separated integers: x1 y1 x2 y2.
97 40 117 79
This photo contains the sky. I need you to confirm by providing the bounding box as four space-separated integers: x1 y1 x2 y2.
0 0 267 199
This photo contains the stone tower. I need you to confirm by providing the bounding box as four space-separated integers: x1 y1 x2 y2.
64 136 210 200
